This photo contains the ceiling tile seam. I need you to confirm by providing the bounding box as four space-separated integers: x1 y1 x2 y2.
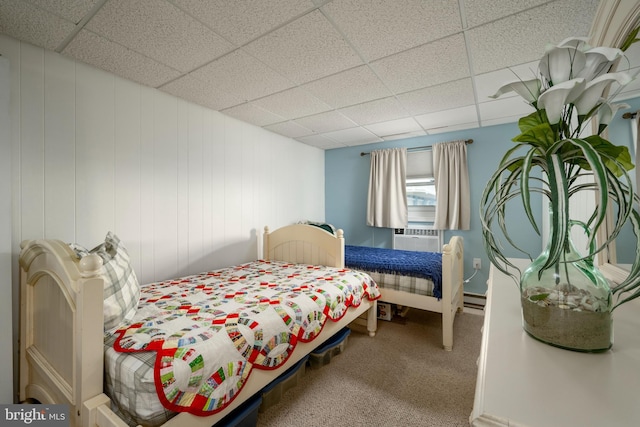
461 0 559 32
318 4 435 127
60 25 189 88
168 0 321 49
61 0 321 93
159 1 325 92
216 61 367 110
221 100 288 124
225 69 478 135
254 69 477 132
216 73 353 127
199 7 373 128
458 0 482 128
173 5 483 122
53 0 109 53
272 113 354 139
313 6 483 132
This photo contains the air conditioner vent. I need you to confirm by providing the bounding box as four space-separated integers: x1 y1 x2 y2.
393 227 442 252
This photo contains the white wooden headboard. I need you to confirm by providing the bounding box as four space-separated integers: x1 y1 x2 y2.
262 224 345 268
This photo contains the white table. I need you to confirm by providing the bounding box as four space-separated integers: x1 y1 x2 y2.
470 259 640 427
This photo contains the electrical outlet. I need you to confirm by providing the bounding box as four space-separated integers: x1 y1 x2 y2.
473 258 482 270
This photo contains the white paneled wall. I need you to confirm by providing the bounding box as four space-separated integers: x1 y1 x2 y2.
1 33 325 401
1 54 13 404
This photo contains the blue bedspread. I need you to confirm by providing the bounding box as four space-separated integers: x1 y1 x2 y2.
345 245 443 299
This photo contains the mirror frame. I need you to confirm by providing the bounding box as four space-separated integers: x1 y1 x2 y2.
592 0 640 284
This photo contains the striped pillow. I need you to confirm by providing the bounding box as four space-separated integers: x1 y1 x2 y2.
71 232 140 332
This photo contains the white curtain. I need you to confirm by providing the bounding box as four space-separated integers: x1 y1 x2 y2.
433 140 471 230
367 148 408 228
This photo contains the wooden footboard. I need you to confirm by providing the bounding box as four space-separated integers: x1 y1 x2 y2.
377 235 464 350
441 235 465 350
19 224 377 427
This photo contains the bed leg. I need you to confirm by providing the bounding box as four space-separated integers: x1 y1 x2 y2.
442 310 453 351
367 301 377 337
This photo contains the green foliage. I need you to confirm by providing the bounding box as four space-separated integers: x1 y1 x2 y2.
481 34 640 310
620 26 640 52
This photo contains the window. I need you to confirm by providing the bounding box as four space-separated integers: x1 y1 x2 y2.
406 150 436 222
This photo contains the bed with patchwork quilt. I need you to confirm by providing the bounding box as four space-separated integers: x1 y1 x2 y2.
19 224 379 427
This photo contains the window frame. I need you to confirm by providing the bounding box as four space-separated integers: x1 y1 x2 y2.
405 150 436 223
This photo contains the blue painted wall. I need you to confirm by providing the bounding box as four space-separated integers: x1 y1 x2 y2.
325 121 543 295
324 98 640 295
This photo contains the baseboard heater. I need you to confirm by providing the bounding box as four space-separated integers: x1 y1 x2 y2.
464 292 487 310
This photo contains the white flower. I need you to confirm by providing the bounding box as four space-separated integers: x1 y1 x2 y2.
538 38 623 87
537 78 585 124
555 36 591 50
573 72 633 116
539 46 585 85
490 78 541 104
578 46 625 80
597 102 630 127
489 35 635 138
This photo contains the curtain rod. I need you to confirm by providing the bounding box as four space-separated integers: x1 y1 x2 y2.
360 139 473 156
622 112 637 119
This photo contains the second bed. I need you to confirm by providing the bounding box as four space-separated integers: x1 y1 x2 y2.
345 236 464 351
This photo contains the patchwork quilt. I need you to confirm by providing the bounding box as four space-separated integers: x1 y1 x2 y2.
111 260 380 416
345 245 443 298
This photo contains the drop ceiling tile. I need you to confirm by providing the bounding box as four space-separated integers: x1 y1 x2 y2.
320 127 382 145
243 10 363 84
191 50 294 102
301 65 393 109
382 130 427 141
294 110 357 133
339 97 410 126
161 74 243 110
397 78 475 116
64 29 182 87
478 96 535 121
467 0 600 74
173 0 315 45
364 117 423 138
85 0 234 72
463 0 548 28
323 0 461 61
414 105 478 131
427 121 479 134
264 121 314 139
26 0 102 23
614 68 640 101
474 60 539 101
0 0 613 153
616 89 640 103
296 134 346 149
0 0 76 50
252 87 332 120
624 42 640 69
220 102 285 127
371 33 469 94
481 115 522 127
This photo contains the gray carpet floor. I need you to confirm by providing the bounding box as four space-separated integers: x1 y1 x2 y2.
256 308 484 427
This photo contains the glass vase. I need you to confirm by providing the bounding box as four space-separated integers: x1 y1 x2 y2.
520 220 613 352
